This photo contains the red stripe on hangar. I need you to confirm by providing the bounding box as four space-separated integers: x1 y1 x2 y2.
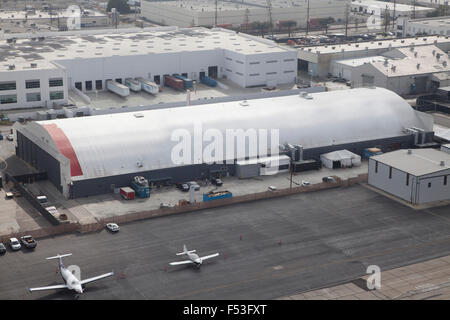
43 124 83 177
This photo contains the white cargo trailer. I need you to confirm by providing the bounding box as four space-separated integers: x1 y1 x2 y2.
106 80 130 97
125 78 141 92
136 77 159 95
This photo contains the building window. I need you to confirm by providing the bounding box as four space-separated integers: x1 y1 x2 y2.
49 78 64 87
284 70 295 73
428 182 432 188
49 91 64 100
26 92 41 102
0 94 17 104
0 81 16 91
406 173 409 186
389 167 392 179
278 164 289 170
283 59 295 62
235 60 244 64
225 69 232 72
236 72 243 76
115 78 122 84
249 73 260 76
375 161 378 173
25 80 40 89
445 176 448 186
75 82 82 91
266 60 278 63
266 72 277 75
249 61 260 65
85 81 92 91
95 80 102 90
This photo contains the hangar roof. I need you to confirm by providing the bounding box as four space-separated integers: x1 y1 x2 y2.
18 87 432 181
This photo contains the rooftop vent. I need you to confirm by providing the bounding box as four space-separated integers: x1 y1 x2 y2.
437 53 441 60
30 63 37 68
355 44 359 47
417 63 421 69
414 51 418 57
433 50 436 56
8 64 15 70
391 65 396 72
240 100 249 107
441 161 446 166
408 149 412 154
401 40 405 43
410 46 415 52
443 61 447 67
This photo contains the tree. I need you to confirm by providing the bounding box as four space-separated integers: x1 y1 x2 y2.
107 0 132 14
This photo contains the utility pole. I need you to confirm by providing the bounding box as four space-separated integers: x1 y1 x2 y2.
266 0 273 37
413 0 416 20
393 0 396 29
345 2 349 37
306 0 310 36
215 0 218 27
384 5 389 34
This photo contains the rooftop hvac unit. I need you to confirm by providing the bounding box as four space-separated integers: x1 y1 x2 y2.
405 128 419 145
8 64 15 70
30 63 37 68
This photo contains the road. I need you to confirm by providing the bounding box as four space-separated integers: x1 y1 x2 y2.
1 185 450 300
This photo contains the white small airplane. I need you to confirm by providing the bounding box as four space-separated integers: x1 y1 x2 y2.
169 245 219 268
28 253 114 294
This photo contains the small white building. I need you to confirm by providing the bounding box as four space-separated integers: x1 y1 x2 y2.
368 148 450 205
320 150 361 169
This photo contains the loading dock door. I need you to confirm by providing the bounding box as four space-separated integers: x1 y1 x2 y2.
414 76 427 94
208 66 218 78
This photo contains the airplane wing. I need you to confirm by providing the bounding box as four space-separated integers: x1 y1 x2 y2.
169 260 194 266
29 284 68 292
80 272 114 285
200 253 219 261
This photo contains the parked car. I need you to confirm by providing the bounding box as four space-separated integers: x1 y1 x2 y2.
160 202 176 208
9 237 21 251
6 134 13 141
105 223 120 233
0 243 6 255
20 235 37 249
188 181 200 191
268 186 277 191
211 178 223 186
176 183 190 192
322 176 337 183
301 181 311 186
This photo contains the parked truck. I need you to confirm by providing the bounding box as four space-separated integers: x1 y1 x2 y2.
164 75 184 90
131 176 150 198
106 80 130 97
120 187 135 200
173 74 193 89
136 77 159 95
125 78 142 92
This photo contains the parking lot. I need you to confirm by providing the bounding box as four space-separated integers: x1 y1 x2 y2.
0 184 449 300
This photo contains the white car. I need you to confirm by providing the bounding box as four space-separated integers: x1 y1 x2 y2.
9 237 21 251
268 186 277 191
105 223 120 232
301 181 311 186
6 134 13 141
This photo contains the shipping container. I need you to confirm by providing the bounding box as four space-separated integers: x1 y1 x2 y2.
363 147 382 158
131 176 150 198
106 80 130 97
164 75 184 90
125 78 142 92
200 75 217 87
136 77 159 94
173 74 193 89
203 190 232 202
120 187 135 200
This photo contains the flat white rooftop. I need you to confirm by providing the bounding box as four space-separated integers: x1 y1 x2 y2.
0 9 106 20
351 0 435 13
404 16 450 28
371 148 450 176
334 55 386 67
299 35 450 55
0 26 293 71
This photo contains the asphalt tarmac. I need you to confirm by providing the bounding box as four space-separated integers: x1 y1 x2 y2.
1 185 450 300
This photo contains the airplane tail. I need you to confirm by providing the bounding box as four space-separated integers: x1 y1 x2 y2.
46 253 72 267
176 245 196 255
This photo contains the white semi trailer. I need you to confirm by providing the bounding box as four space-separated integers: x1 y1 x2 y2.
136 77 159 95
125 78 142 92
106 80 130 97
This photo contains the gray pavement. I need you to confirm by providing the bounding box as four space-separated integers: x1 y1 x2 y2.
1 184 450 300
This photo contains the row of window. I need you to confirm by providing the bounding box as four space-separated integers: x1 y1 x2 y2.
225 59 296 65
0 91 64 104
374 161 448 187
226 70 295 76
0 78 64 91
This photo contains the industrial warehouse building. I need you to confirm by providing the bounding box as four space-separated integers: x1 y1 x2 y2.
351 0 435 18
298 35 450 78
368 149 450 205
397 16 450 37
0 26 297 110
351 45 450 95
141 0 350 28
13 87 434 198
